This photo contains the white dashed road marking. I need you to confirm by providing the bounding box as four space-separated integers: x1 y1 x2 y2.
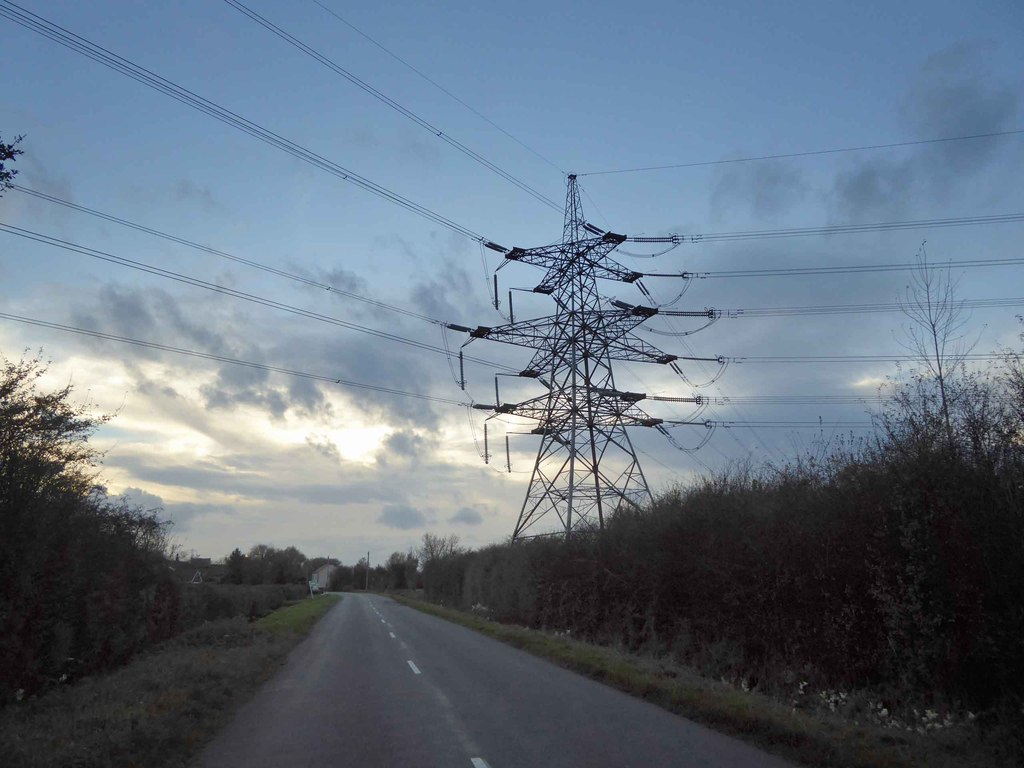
389 632 396 639
470 759 491 768
407 660 421 675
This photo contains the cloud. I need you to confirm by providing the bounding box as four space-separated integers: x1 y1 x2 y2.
830 159 914 220
120 486 164 512
159 501 226 532
449 506 483 526
173 178 224 212
286 262 375 314
71 283 230 360
202 372 289 419
711 159 808 217
118 485 213 532
64 259 458 432
376 503 431 529
903 43 1018 142
399 137 442 170
380 429 437 463
319 266 369 294
117 178 226 215
80 284 157 338
830 43 1019 219
305 433 340 461
404 245 476 323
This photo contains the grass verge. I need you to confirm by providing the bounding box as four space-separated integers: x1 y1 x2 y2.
0 594 341 768
255 594 340 635
391 595 994 768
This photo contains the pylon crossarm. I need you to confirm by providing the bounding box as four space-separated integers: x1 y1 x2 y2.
466 317 561 348
493 400 664 426
467 318 688 365
535 254 641 293
608 298 719 320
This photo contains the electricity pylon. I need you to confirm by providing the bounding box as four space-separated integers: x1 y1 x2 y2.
454 174 717 539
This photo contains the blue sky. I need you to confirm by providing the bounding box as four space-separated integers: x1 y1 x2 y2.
2 0 1022 563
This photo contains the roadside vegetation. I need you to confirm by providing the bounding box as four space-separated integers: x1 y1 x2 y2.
0 354 316 702
410 315 1024 767
1 353 176 703
0 596 339 768
0 351 345 766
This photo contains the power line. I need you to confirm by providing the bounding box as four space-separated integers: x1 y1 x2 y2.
675 336 789 464
0 222 513 372
223 0 562 213
0 312 466 406
706 420 874 429
707 395 887 406
637 212 1024 247
307 0 565 174
735 352 1005 363
12 184 442 325
708 396 1014 407
0 1 486 242
578 128 1024 176
684 254 1024 279
728 296 1023 318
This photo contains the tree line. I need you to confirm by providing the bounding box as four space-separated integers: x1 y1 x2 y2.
216 544 424 592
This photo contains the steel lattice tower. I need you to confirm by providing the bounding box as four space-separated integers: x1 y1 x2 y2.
457 174 715 539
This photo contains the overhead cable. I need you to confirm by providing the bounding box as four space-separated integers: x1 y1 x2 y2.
703 393 1015 405
735 352 1004 363
713 421 874 429
0 223 513 372
661 418 874 430
675 254 1024 279
635 213 1024 249
12 184 442 325
578 128 1024 176
223 0 562 213
0 312 467 406
728 296 1023 318
308 0 565 174
0 1 486 242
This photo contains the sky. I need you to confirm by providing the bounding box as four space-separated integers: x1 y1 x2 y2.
2 0 1022 564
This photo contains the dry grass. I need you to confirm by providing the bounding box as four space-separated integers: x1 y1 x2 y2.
0 595 341 768
392 595 1000 768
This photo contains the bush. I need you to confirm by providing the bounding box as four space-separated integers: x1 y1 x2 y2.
177 583 307 627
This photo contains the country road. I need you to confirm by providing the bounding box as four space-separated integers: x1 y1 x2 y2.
197 593 794 768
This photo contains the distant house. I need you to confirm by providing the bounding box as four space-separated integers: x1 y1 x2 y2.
310 563 338 592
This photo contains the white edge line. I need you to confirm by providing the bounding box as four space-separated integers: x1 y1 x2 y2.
407 660 421 675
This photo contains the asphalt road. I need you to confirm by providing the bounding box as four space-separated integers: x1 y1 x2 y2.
197 593 794 768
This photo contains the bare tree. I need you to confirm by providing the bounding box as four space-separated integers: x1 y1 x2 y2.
1003 315 1024 427
418 532 462 566
897 245 973 444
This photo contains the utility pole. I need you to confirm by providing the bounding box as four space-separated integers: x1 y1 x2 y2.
455 175 719 540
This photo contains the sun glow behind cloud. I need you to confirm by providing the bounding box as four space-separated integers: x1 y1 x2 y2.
852 376 888 390
264 422 393 464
